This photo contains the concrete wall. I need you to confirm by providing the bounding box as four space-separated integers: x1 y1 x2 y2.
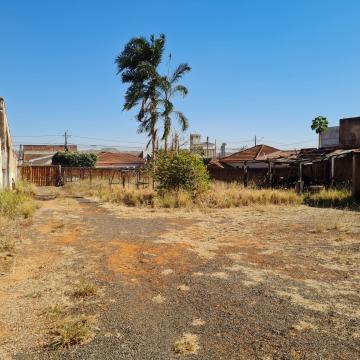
339 117 360 148
320 126 339 148
0 98 17 188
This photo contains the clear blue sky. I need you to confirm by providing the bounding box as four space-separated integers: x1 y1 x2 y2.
1 0 360 151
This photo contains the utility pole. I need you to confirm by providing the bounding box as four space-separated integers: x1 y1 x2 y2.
254 135 257 146
64 130 69 152
206 136 209 158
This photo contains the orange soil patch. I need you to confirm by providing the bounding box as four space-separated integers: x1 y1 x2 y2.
107 241 193 284
55 229 81 244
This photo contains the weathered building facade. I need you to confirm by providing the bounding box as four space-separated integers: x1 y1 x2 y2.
0 98 17 188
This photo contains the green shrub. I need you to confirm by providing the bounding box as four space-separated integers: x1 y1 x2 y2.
52 152 97 167
152 151 209 196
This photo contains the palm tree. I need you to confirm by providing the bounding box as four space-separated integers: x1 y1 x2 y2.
158 63 191 152
311 116 329 148
115 34 165 157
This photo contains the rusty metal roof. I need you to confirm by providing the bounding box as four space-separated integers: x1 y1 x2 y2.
221 144 279 163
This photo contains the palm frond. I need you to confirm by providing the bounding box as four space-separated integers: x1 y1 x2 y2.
171 85 188 97
175 111 189 131
170 63 191 84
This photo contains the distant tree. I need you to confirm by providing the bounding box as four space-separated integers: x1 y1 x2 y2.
115 34 165 158
158 62 191 152
52 152 97 167
311 116 329 148
115 35 191 156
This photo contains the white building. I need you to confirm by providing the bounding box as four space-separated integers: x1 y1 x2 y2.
0 98 17 188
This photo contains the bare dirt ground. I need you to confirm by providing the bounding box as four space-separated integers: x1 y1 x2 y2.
0 190 359 359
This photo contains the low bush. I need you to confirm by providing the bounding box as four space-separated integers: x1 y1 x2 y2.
152 151 209 196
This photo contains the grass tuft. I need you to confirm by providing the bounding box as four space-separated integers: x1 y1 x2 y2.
174 333 200 354
72 282 97 298
0 236 15 252
48 315 94 349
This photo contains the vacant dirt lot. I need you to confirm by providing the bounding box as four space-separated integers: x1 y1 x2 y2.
0 191 359 359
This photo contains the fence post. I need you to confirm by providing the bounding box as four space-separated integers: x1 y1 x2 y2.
352 151 360 200
296 162 304 194
268 160 272 188
243 161 248 187
330 156 335 188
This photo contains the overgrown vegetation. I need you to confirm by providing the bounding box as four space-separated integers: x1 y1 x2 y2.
304 188 358 209
52 151 97 167
65 180 303 208
48 315 94 349
65 177 360 210
0 181 37 219
152 151 209 195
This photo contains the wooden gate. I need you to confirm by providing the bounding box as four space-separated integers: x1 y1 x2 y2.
20 165 60 186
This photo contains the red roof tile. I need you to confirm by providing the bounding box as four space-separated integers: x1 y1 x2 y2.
96 152 145 166
221 145 279 163
207 159 224 169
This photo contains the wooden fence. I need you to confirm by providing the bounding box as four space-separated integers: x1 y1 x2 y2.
20 165 60 186
20 165 150 188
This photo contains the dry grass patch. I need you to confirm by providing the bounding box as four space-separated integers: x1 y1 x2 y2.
191 318 205 326
198 182 302 207
304 188 359 209
174 333 200 354
0 235 15 252
48 315 95 349
66 180 303 208
72 281 97 298
41 304 68 318
152 294 166 304
0 181 37 219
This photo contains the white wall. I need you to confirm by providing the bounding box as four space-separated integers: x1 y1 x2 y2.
0 98 17 188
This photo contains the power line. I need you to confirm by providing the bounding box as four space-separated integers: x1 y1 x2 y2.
71 135 147 144
13 134 62 138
